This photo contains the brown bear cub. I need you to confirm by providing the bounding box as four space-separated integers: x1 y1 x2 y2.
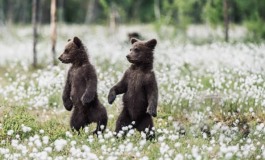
58 37 107 134
108 38 158 139
128 32 142 41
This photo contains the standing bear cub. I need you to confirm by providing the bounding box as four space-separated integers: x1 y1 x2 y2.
58 37 107 134
108 38 158 138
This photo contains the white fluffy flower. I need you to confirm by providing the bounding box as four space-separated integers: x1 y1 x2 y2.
21 124 32 133
54 139 67 152
7 130 14 136
39 129 45 134
65 131 72 138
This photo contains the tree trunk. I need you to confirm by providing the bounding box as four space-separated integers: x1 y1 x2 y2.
154 0 160 21
51 0 57 65
58 0 64 23
7 0 13 25
109 3 119 33
0 0 5 25
38 0 43 24
85 0 97 24
32 0 38 67
223 0 229 42
132 0 142 19
109 10 116 33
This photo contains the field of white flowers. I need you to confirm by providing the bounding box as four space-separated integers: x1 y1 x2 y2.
0 25 265 160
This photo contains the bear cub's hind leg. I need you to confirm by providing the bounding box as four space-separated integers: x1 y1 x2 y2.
135 114 155 140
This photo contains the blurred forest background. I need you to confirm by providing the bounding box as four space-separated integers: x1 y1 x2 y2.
0 0 265 40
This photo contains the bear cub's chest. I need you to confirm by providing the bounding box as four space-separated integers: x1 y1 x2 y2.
69 67 86 85
127 70 147 90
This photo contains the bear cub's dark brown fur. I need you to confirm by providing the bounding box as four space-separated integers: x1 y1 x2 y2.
58 37 107 134
108 38 158 139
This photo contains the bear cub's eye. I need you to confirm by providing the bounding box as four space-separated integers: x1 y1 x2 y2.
134 48 139 52
64 49 69 53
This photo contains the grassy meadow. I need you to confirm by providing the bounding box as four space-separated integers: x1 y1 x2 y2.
0 25 265 159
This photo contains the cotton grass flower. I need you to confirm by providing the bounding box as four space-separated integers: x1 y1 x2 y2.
21 124 32 133
54 139 67 152
39 129 45 134
7 130 14 136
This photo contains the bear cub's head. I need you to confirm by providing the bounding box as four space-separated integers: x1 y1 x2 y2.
58 36 87 64
127 38 157 65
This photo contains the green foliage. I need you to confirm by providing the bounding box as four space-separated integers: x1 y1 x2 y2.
1 106 38 139
41 118 68 141
176 0 203 25
98 0 109 13
48 93 61 108
203 0 223 26
232 0 265 40
245 19 265 40
203 0 265 40
1 0 265 40
64 0 87 23
154 0 206 39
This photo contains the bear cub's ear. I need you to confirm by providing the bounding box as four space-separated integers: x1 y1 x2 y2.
145 39 157 50
73 36 82 48
131 38 139 44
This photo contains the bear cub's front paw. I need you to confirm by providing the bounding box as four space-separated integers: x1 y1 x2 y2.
146 106 157 117
108 89 116 104
63 99 73 111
